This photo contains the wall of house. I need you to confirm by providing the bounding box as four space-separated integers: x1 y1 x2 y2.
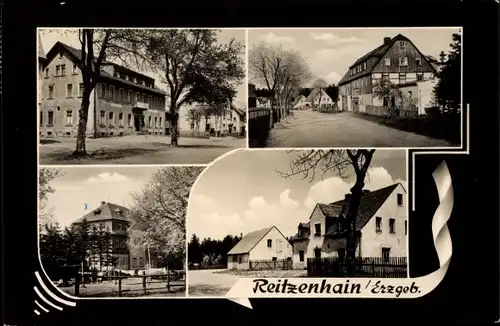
291 239 309 269
39 53 95 137
372 39 436 75
416 79 438 115
227 254 249 270
360 184 408 258
39 51 166 138
305 205 327 259
248 227 292 262
178 104 244 135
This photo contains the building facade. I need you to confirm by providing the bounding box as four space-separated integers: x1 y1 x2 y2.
289 183 407 269
227 226 292 270
72 201 156 271
338 34 439 116
178 102 246 137
39 42 167 138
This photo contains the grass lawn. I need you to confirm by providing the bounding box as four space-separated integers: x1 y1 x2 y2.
59 278 186 297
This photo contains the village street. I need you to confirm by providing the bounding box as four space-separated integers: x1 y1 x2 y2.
187 269 240 297
39 135 245 165
265 110 456 148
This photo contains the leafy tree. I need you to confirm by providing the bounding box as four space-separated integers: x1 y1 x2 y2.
39 168 64 229
277 150 376 268
67 29 149 156
325 84 339 103
141 29 245 146
40 223 65 280
188 234 202 263
433 33 461 114
128 166 205 269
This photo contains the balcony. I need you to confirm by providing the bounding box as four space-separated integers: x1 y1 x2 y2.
133 101 149 110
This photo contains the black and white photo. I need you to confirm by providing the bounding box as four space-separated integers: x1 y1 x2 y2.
38 28 246 165
39 166 202 297
247 28 462 148
187 149 408 297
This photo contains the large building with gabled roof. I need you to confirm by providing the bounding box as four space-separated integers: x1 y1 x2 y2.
289 183 407 269
39 41 167 138
337 34 439 116
72 201 157 271
227 226 292 270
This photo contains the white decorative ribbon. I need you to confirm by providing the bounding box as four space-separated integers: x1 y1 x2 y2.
226 160 454 310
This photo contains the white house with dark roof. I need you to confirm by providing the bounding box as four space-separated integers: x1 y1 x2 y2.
227 226 292 270
289 183 407 269
337 34 439 116
306 88 334 108
292 95 309 109
72 201 156 271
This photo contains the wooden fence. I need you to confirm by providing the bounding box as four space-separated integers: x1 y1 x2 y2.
248 107 286 147
307 257 407 278
249 259 293 271
188 263 226 270
74 271 186 297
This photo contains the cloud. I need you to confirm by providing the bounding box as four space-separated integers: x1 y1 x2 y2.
310 32 362 47
322 72 342 85
85 172 130 184
262 32 295 44
188 169 406 241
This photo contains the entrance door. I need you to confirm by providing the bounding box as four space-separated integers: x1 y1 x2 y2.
134 114 141 131
352 98 360 112
314 248 321 259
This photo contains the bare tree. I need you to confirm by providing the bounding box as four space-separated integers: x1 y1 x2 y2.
312 78 328 110
277 149 376 264
280 51 312 113
249 42 286 113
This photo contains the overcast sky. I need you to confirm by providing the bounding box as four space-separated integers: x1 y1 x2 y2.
248 27 460 87
39 28 247 109
44 167 162 227
188 149 407 240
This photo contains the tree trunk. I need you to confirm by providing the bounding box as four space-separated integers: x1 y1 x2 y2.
169 105 179 147
74 91 91 157
345 180 364 275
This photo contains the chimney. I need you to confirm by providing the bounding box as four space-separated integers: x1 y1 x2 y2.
342 193 352 215
101 201 106 206
384 37 391 45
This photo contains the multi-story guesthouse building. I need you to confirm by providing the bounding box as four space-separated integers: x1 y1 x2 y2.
178 102 246 137
338 34 439 116
72 201 156 271
39 41 167 138
289 183 407 269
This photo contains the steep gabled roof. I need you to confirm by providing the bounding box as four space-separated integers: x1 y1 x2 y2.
324 183 402 236
338 34 438 86
227 226 289 255
292 95 306 106
306 88 332 102
45 42 167 95
38 33 47 60
231 103 246 117
72 202 130 224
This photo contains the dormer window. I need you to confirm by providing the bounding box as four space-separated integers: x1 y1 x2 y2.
93 208 101 215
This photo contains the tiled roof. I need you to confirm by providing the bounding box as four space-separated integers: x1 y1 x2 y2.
318 203 343 218
227 226 274 255
51 42 167 96
299 222 310 228
38 33 46 59
324 183 400 236
73 202 130 224
338 34 435 86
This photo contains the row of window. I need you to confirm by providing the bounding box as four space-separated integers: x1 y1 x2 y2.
349 56 423 78
132 257 145 268
346 72 425 93
375 217 408 235
45 83 85 99
113 70 155 89
40 110 163 129
45 63 79 78
297 247 393 262
99 83 165 108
